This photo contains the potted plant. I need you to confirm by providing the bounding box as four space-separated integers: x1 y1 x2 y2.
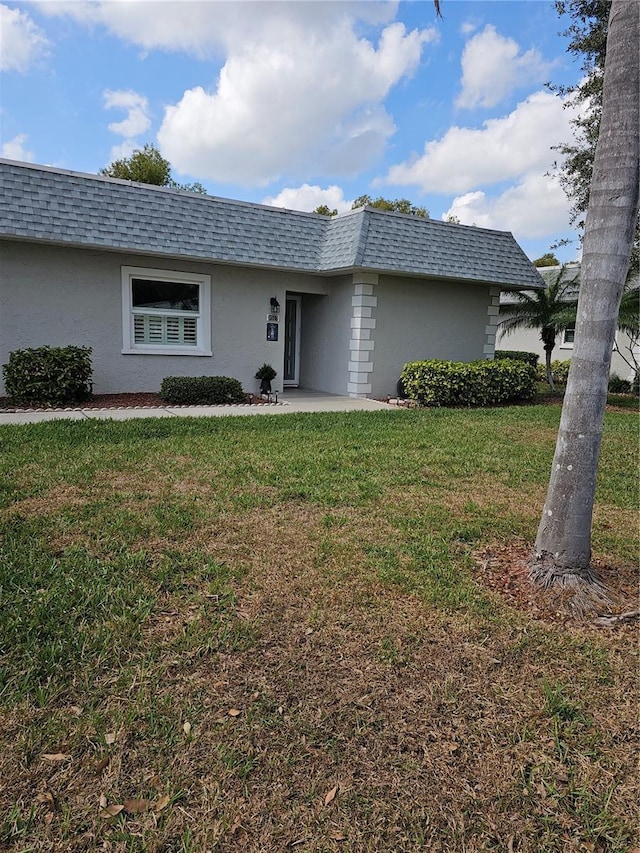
255 363 277 395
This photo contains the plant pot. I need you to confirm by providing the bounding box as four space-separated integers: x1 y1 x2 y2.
260 378 272 394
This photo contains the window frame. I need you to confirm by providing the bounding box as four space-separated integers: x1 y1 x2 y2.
559 328 575 349
559 327 622 352
121 266 212 356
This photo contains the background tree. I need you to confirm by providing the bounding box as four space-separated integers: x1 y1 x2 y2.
100 144 206 194
351 194 429 218
549 0 639 273
499 267 578 390
534 252 561 267
549 0 610 231
314 204 338 217
532 0 639 602
100 144 170 184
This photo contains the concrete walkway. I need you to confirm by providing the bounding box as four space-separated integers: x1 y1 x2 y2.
0 390 398 426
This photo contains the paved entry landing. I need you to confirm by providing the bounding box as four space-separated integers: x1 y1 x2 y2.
278 389 392 412
0 391 395 425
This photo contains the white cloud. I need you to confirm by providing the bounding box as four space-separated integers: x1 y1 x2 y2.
35 2 400 56
384 90 578 195
460 20 478 37
1 133 34 161
157 18 436 185
33 2 438 185
103 89 151 138
457 25 554 109
443 172 572 241
0 4 49 72
263 184 352 214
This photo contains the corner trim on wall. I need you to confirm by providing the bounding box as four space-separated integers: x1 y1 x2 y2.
348 274 378 396
484 286 501 357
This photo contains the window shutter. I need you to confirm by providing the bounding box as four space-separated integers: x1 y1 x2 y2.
166 316 181 344
133 313 198 346
147 316 164 343
183 318 197 344
134 315 145 343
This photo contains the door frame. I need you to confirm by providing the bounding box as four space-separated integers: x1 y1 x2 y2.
283 294 301 387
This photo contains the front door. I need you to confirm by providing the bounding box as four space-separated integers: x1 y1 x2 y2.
284 295 301 386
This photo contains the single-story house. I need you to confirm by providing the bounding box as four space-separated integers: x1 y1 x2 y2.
497 263 638 381
0 159 544 398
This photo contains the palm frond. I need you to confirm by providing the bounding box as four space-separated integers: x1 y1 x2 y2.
500 266 578 334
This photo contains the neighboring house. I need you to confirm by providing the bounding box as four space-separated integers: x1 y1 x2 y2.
0 160 544 398
497 264 638 380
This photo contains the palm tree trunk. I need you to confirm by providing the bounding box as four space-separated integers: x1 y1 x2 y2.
544 345 555 392
541 327 557 391
532 0 639 585
545 348 554 392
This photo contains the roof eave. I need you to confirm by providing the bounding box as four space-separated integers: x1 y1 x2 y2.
337 264 545 289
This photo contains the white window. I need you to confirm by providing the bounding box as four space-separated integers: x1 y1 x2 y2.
560 328 575 348
560 328 623 353
121 267 211 355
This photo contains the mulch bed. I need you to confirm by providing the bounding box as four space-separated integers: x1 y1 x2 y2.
0 392 272 412
475 541 639 627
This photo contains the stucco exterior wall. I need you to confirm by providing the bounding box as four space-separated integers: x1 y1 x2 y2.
297 276 353 395
1 239 515 401
496 314 637 381
0 241 328 395
371 275 493 397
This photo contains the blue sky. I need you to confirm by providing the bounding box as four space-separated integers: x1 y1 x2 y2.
1 1 585 261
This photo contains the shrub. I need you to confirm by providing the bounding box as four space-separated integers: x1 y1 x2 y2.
2 345 92 406
536 359 571 384
494 349 539 367
400 359 537 408
160 375 245 405
608 374 632 393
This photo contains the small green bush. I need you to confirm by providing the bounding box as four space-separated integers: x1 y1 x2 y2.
2 345 92 406
400 359 537 408
608 374 632 394
160 375 245 405
494 350 539 367
536 359 571 384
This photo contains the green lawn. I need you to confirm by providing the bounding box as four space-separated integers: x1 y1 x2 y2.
0 406 637 852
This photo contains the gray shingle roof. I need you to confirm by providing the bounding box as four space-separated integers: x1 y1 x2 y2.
0 160 544 289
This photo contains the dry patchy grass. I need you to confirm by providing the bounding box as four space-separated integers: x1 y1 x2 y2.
3 506 637 852
0 409 637 852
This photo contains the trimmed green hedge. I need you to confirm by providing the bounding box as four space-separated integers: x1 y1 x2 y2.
160 375 245 405
494 349 539 367
536 359 571 383
2 345 93 406
400 359 537 408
